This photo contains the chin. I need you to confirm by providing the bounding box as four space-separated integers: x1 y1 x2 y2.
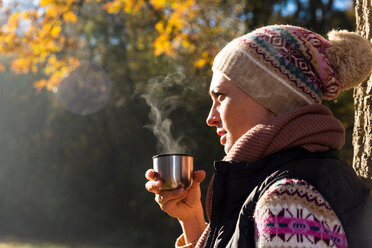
224 145 231 154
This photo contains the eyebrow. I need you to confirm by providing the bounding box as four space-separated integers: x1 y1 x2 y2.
208 89 219 97
208 79 228 96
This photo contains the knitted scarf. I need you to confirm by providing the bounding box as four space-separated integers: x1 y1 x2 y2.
195 104 345 248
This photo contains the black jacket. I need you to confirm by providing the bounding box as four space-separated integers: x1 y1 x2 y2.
203 148 370 248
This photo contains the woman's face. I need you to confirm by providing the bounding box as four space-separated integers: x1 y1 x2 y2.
206 72 274 154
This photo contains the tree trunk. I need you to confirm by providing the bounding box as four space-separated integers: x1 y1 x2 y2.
353 0 372 179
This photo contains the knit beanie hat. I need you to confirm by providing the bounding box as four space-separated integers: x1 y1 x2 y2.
212 25 372 114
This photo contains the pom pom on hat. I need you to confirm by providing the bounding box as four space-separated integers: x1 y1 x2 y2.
326 30 372 90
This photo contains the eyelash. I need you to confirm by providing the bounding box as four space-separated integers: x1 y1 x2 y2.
215 93 225 101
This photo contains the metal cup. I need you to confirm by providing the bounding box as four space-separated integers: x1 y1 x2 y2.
152 154 194 190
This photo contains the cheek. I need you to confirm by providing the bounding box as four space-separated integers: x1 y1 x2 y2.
221 103 241 132
228 106 255 136
219 102 231 126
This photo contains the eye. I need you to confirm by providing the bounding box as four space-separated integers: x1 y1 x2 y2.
210 91 226 102
216 93 226 102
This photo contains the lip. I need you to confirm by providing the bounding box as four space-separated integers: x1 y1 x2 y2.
217 130 227 145
220 134 226 145
217 130 226 137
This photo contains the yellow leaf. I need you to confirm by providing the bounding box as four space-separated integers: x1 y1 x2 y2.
104 0 125 13
194 58 207 68
40 0 53 7
8 13 21 31
11 58 31 74
48 56 56 65
152 0 166 9
34 79 47 90
181 38 191 48
4 34 15 44
50 25 61 38
45 7 58 18
63 11 77 23
155 21 164 32
40 51 48 62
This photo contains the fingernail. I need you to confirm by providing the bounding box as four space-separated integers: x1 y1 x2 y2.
155 181 162 187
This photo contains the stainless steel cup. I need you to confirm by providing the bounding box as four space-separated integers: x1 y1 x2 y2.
152 154 194 190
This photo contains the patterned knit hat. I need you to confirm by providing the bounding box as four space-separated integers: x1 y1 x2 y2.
212 25 372 114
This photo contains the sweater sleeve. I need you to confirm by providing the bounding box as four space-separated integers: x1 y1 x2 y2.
254 178 347 248
175 234 196 248
175 223 210 248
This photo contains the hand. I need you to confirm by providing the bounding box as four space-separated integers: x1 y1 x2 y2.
145 169 206 221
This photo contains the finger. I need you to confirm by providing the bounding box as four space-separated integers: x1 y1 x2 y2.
145 180 162 194
155 194 164 205
193 170 206 184
186 170 206 190
145 169 161 180
160 194 187 212
158 187 187 202
156 190 186 207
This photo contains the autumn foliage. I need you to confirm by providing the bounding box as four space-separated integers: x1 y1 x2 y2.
0 0 357 94
0 0 82 90
0 0 234 91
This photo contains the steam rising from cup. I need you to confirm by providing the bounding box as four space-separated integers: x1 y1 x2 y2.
56 61 112 116
141 72 188 154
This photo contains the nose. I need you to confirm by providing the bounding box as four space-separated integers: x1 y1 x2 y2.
206 104 220 127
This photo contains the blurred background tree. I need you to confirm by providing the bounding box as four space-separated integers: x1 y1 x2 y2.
353 0 372 181
0 0 357 247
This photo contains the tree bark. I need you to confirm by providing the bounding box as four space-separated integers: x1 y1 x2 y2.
353 0 372 179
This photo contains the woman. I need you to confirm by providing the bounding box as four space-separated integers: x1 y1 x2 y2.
145 25 372 247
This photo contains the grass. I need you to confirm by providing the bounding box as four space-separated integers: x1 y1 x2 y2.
0 241 122 248
0 243 66 248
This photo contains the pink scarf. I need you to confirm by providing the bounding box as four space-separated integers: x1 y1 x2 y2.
224 103 345 162
196 104 345 248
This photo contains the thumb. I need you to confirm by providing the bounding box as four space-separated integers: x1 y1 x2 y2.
193 170 206 184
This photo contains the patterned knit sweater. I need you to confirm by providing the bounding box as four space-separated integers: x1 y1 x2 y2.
175 178 347 248
255 178 347 248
